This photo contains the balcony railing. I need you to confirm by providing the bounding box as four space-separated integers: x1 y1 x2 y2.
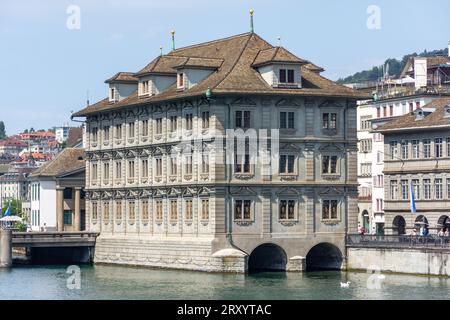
374 85 450 101
346 234 450 249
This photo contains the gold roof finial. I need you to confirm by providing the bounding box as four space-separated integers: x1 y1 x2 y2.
250 9 254 33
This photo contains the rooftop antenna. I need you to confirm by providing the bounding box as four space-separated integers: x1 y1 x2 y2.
250 9 254 33
160 45 163 56
86 90 90 107
277 36 281 47
171 30 176 51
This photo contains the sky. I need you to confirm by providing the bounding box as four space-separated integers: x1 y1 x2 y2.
1 0 449 135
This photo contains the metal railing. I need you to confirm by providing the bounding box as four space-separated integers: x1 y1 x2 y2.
347 234 450 249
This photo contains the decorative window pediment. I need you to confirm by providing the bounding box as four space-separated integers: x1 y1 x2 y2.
318 186 344 196
230 186 257 196
276 98 301 107
276 187 300 196
231 97 257 106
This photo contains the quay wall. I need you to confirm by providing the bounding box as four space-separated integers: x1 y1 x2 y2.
347 247 449 277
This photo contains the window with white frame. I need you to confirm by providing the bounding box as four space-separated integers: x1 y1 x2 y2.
170 115 177 132
128 160 135 179
170 156 177 176
322 200 338 220
201 154 209 173
91 163 98 180
435 178 443 199
447 178 450 199
141 200 149 220
141 159 148 178
234 200 252 220
92 127 98 142
177 73 184 88
155 118 163 135
390 180 398 200
155 158 162 177
279 155 295 174
116 201 122 220
115 161 122 179
128 201 136 221
141 120 149 136
104 126 110 141
412 140 419 159
109 87 116 101
235 111 251 129
185 113 193 131
401 180 409 200
360 139 372 153
279 200 296 220
170 200 178 221
412 179 420 200
401 141 409 159
360 116 372 131
447 138 450 157
155 200 163 221
128 122 135 139
376 199 383 212
377 151 383 163
322 155 338 175
389 141 398 160
435 138 443 158
103 202 110 221
103 162 110 180
184 155 192 175
423 179 431 199
322 113 337 130
280 111 295 129
115 124 122 140
92 202 98 220
423 139 431 158
185 199 193 220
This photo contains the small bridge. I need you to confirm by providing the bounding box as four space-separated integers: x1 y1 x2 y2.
1 230 99 267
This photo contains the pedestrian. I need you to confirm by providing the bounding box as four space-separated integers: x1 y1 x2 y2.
438 229 445 237
43 223 47 232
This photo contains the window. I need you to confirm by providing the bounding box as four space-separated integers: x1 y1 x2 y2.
377 107 381 118
376 199 383 212
141 80 149 95
287 69 295 83
235 200 252 220
435 178 443 199
360 139 372 153
412 140 419 159
423 139 431 158
202 111 210 129
63 188 72 200
389 105 394 117
156 200 163 221
142 200 149 220
170 200 178 221
170 156 177 176
185 199 193 220
279 155 295 174
92 127 98 142
185 155 193 175
322 113 337 130
377 151 383 163
128 160 135 178
141 120 149 136
185 113 193 131
279 200 296 220
202 154 209 173
280 112 295 129
390 180 398 200
435 138 443 158
170 116 177 132
104 126 110 141
401 141 409 160
92 202 98 220
235 111 251 129
360 116 372 130
235 154 250 174
322 200 338 220
360 163 372 176
155 158 162 177
109 87 116 101
389 141 398 160
279 69 286 83
129 201 136 221
155 118 163 134
103 202 110 221
409 102 414 113
115 124 122 139
116 201 122 220
128 122 135 138
63 210 73 225
423 179 431 200
201 199 209 220
141 159 148 178
92 163 98 180
178 73 184 88
374 175 384 188
103 162 110 180
383 106 387 117
447 178 450 199
401 180 409 200
409 179 418 200
115 161 122 179
416 101 420 109
322 155 338 175
447 138 450 157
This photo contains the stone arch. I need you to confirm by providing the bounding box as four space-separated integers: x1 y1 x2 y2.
392 215 406 235
248 243 288 272
437 215 449 230
305 243 343 271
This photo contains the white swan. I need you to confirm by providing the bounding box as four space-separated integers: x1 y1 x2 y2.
340 281 351 288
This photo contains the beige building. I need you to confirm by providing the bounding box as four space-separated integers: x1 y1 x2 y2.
377 98 450 234
72 31 366 272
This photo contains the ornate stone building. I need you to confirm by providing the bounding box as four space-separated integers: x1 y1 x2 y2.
376 98 450 235
72 32 365 272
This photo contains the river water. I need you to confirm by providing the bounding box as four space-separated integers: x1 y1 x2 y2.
0 265 448 300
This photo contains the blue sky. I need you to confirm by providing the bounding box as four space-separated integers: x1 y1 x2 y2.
1 0 449 135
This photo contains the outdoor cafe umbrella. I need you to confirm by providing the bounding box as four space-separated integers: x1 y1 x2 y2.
0 216 22 222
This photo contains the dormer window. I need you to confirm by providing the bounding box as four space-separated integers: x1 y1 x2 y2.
140 81 150 96
444 105 450 118
279 69 295 84
109 87 116 102
177 73 184 89
415 109 424 121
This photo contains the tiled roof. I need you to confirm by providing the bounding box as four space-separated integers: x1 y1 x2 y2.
376 98 450 132
30 148 85 178
252 46 308 67
73 32 368 117
173 57 224 70
105 72 138 84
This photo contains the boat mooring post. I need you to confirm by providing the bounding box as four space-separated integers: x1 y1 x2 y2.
0 229 12 267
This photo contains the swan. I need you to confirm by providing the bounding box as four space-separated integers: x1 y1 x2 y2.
340 281 351 288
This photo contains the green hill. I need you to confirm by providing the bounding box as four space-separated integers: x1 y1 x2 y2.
337 47 448 84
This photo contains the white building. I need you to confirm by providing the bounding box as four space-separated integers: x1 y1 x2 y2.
55 124 70 144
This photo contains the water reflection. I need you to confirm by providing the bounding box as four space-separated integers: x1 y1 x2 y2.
0 265 448 300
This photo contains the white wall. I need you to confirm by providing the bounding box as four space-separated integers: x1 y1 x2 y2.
31 180 56 231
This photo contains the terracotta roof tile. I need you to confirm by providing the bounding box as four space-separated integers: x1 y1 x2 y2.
105 72 138 83
252 46 308 67
30 148 85 178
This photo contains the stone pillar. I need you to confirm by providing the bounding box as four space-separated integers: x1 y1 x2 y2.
287 256 306 272
0 229 12 267
74 188 81 231
56 187 65 232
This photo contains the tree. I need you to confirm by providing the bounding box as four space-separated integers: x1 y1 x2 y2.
0 121 6 139
1 199 27 231
23 129 29 133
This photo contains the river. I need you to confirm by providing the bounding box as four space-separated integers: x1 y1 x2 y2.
0 265 448 300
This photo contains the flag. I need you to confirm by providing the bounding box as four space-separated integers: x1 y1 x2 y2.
410 183 416 214
4 204 11 217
